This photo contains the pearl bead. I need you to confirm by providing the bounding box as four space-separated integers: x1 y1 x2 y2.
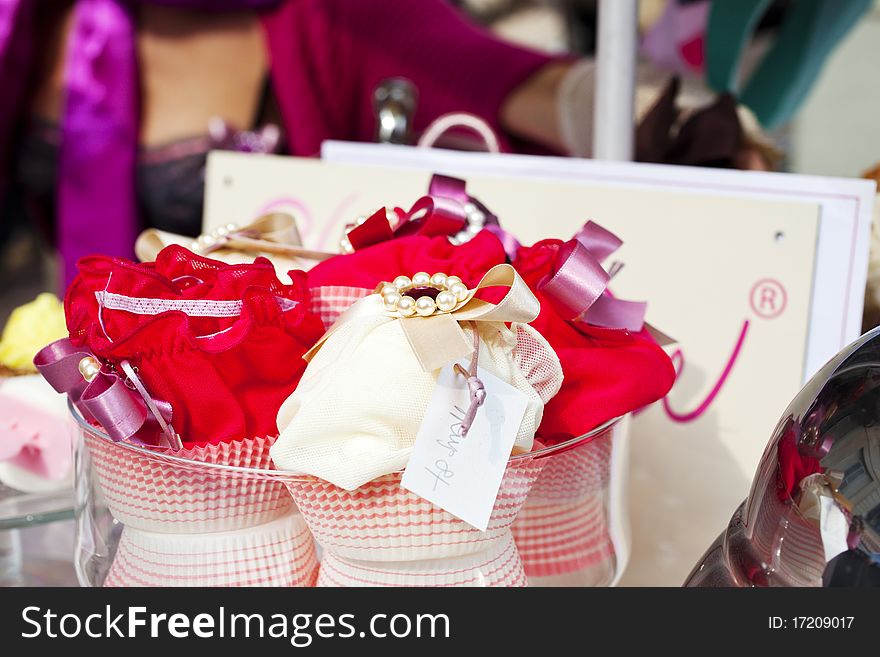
415 296 437 316
215 225 229 237
383 291 402 310
78 356 101 383
398 296 416 316
446 275 463 288
430 272 448 288
380 283 398 296
436 290 457 312
393 275 412 291
411 271 431 287
450 282 468 302
226 223 238 232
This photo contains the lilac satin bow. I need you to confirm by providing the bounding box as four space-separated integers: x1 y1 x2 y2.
539 222 647 333
34 338 179 449
427 174 522 260
0 0 282 288
346 174 521 259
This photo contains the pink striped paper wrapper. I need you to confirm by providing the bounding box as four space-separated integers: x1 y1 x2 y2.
316 532 527 587
80 426 319 587
286 457 543 587
287 458 543 561
104 511 319 587
511 425 617 584
82 429 293 533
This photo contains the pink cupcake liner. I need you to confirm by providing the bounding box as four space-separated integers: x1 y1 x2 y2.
78 421 320 587
526 431 612 503
512 425 618 585
103 510 318 587
316 532 527 587
81 427 293 533
511 495 615 584
286 457 544 563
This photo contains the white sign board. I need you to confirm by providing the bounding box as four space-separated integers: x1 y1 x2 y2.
204 148 874 585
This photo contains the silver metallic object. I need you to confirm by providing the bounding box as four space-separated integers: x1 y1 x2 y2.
686 326 880 586
373 78 418 145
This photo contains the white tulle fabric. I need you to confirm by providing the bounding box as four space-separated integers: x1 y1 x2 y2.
271 316 562 491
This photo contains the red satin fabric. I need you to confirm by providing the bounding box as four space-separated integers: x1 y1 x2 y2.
307 231 507 293
65 246 325 446
514 238 676 444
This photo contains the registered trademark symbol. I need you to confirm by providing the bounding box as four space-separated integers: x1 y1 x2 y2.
749 279 787 319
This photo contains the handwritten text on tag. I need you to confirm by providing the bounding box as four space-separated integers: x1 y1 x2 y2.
401 361 529 531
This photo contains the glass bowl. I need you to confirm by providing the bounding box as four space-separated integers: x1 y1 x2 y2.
72 402 318 587
73 400 629 587
511 416 629 587
0 484 76 586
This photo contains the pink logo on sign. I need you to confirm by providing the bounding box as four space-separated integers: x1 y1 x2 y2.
750 278 787 319
645 278 786 422
660 320 749 423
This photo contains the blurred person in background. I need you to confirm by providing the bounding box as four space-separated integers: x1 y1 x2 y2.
0 0 768 286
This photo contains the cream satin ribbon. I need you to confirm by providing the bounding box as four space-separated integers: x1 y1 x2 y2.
135 213 336 266
306 264 540 373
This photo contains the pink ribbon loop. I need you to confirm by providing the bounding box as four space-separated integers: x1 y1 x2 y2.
427 174 470 204
453 322 486 437
32 339 91 401
539 221 647 333
34 338 177 449
345 174 521 258
393 194 466 239
346 192 466 250
346 208 397 251
574 221 624 261
540 239 609 320
585 295 648 332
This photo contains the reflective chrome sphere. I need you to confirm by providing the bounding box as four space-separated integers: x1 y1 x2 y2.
686 326 880 586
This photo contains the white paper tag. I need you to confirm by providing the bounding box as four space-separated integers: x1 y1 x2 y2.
401 361 529 531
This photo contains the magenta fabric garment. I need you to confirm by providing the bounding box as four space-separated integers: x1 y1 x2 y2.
58 0 140 292
0 0 558 288
261 0 558 156
0 0 282 288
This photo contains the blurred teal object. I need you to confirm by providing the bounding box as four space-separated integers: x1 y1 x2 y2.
706 0 872 129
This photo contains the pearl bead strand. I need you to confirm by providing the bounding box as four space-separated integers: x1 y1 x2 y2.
378 272 470 317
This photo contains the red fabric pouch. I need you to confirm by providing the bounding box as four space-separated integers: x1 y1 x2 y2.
514 238 676 444
64 246 325 447
307 230 507 294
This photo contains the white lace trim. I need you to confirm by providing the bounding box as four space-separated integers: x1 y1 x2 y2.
95 291 298 317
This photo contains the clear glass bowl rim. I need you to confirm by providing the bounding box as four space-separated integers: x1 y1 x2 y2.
69 399 620 480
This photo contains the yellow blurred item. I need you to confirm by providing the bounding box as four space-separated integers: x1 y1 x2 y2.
0 293 67 374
